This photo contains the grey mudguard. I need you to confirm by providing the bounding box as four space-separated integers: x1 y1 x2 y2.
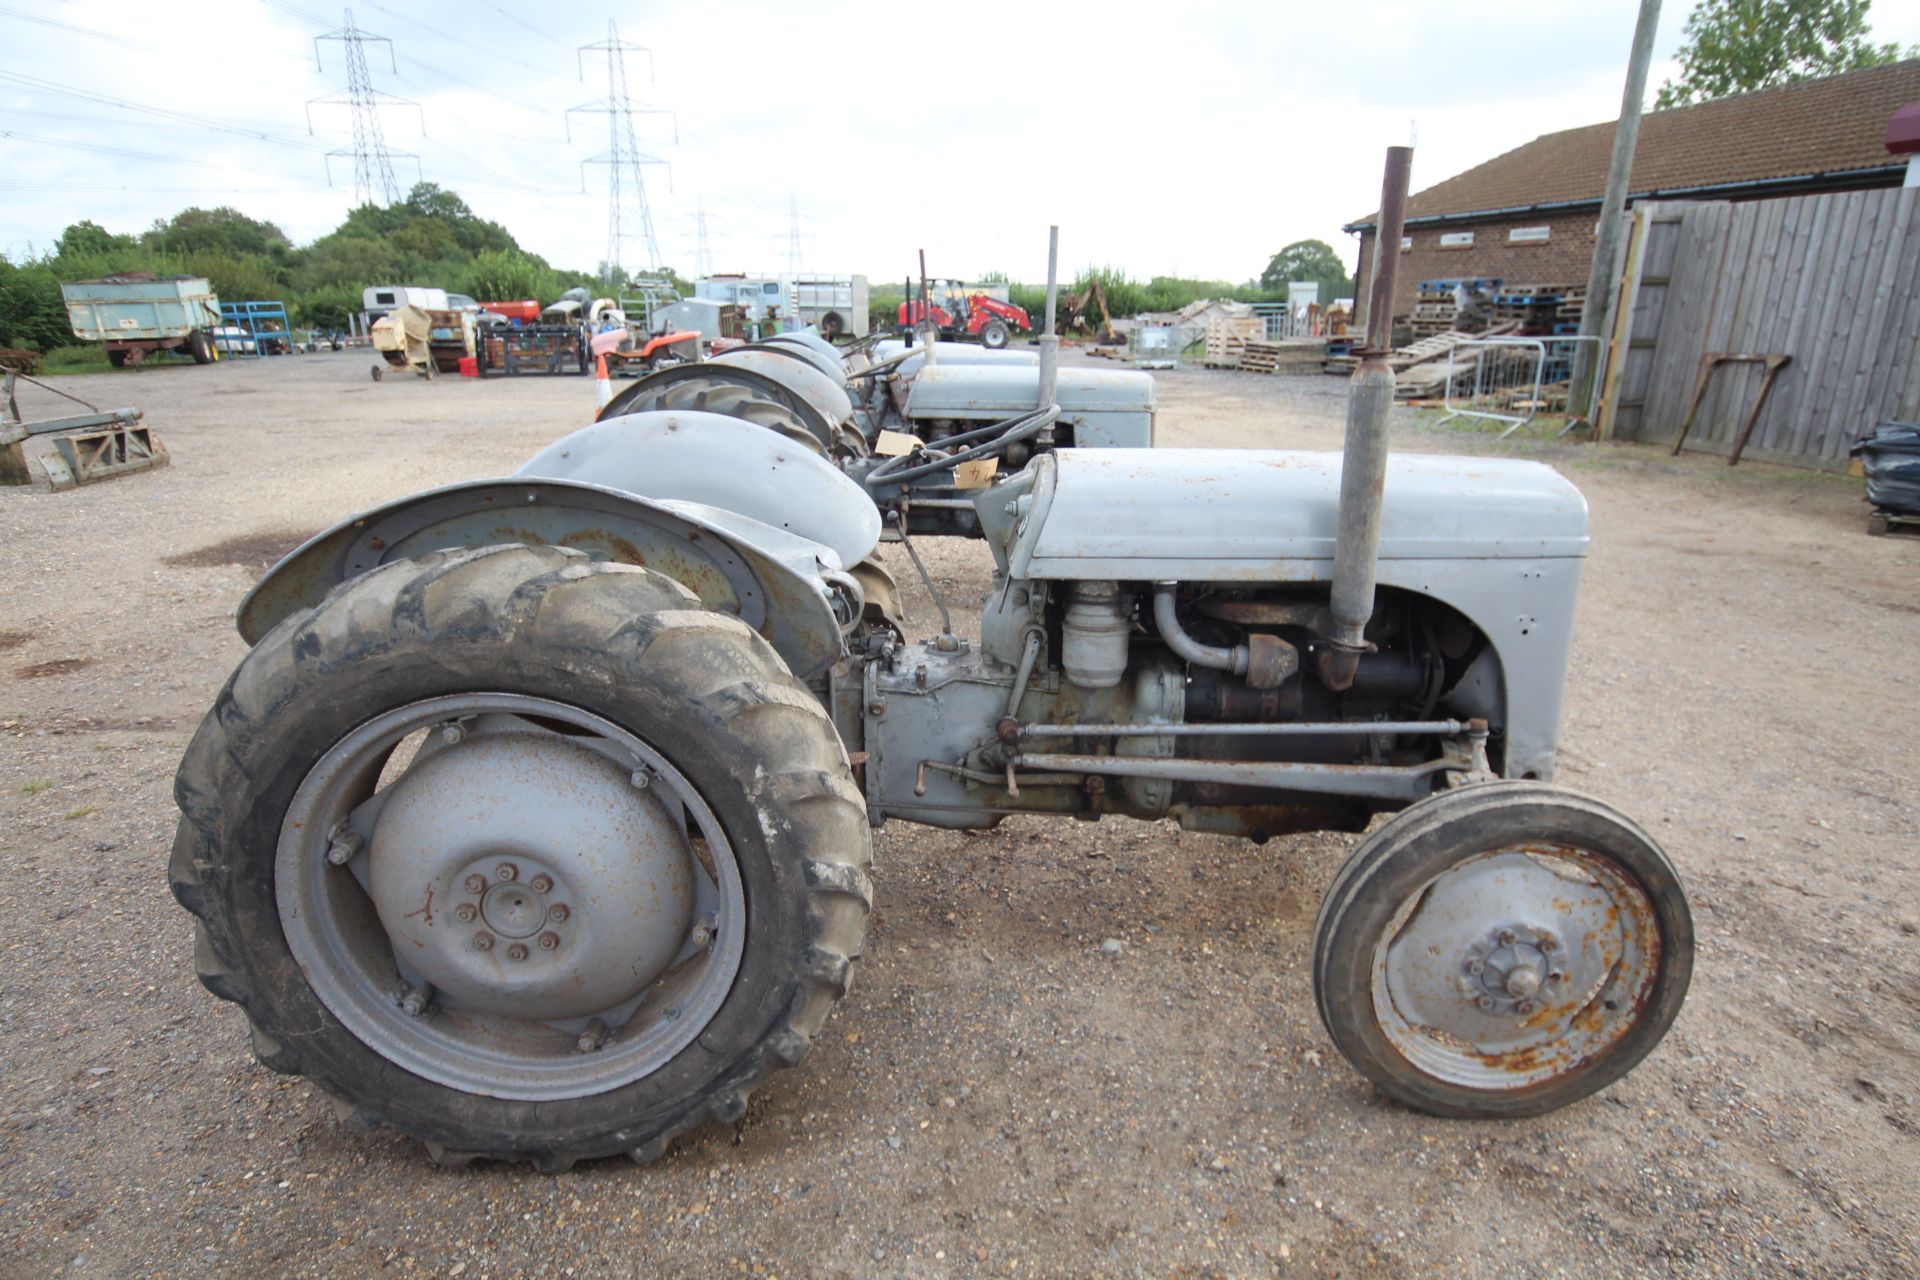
518 410 881 567
234 478 850 679
998 448 1591 782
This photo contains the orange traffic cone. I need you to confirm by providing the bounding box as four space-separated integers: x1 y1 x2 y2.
595 353 613 410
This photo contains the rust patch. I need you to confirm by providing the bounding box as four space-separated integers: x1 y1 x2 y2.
0 630 32 651
403 885 436 927
164 529 314 574
15 657 91 679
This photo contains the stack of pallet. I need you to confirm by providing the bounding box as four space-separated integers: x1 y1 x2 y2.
1203 315 1264 369
1241 337 1329 375
1490 284 1577 336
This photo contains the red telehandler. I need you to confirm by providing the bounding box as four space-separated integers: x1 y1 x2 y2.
897 280 1032 349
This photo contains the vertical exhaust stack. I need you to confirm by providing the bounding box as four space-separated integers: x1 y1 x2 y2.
917 249 938 365
1320 146 1413 693
1037 225 1060 430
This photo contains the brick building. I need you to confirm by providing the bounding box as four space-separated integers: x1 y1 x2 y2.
1345 59 1920 327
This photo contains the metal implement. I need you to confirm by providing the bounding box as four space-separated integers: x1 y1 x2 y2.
1668 352 1793 464
0 372 168 490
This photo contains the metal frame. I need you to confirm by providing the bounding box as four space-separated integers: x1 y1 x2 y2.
1439 335 1604 438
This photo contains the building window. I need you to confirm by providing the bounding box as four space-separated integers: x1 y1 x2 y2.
1508 225 1551 244
1400 236 1413 251
1439 232 1474 249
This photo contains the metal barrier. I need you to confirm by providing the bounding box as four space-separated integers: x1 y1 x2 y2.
1438 335 1603 438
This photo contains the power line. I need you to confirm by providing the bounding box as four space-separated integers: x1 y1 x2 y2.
0 3 143 50
0 70 328 151
0 130 330 185
310 8 418 205
476 0 573 50
354 0 573 82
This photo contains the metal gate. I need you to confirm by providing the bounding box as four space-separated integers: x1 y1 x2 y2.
1439 335 1603 437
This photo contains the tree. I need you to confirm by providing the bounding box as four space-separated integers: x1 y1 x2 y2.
54 220 135 259
1260 240 1353 303
1654 0 1911 108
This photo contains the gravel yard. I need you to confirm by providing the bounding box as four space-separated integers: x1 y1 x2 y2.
1 351 1915 1279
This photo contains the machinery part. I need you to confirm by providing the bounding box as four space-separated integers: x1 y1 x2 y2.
710 349 854 432
1323 146 1413 693
818 311 844 339
1060 580 1130 689
1312 782 1691 1118
234 477 855 682
598 363 835 454
978 319 1010 350
590 365 828 457
518 411 881 570
189 329 214 365
1150 585 1290 688
170 544 871 1169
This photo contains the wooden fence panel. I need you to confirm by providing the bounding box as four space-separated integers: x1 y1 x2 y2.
1603 188 1920 468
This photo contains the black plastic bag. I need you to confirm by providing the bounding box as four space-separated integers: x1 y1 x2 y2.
1851 423 1920 515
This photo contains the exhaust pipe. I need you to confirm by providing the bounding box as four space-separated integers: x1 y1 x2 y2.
1320 146 1413 693
1037 224 1060 423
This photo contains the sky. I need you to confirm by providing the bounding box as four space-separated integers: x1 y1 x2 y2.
5 0 1920 287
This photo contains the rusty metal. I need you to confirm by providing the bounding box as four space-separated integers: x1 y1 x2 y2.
1323 145 1413 693
2 372 167 490
1017 719 1473 738
1669 353 1793 464
1194 597 1327 628
1008 751 1460 802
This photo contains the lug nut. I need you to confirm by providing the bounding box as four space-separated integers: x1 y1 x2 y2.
1517 1000 1537 1016
629 769 651 790
473 932 495 952
454 903 477 923
538 931 559 951
507 943 528 961
1475 995 1494 1011
530 873 553 893
1498 929 1516 946
1468 959 1485 976
326 832 363 866
399 984 432 1017
496 862 519 882
1540 934 1560 953
548 904 570 923
576 1017 609 1053
439 722 464 745
463 874 486 894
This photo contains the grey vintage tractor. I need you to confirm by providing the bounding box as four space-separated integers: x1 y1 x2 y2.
171 214 1692 1171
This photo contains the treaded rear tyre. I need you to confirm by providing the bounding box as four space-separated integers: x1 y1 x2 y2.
170 543 871 1169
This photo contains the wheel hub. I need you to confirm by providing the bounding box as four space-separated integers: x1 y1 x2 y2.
368 730 694 1020
1460 925 1567 1016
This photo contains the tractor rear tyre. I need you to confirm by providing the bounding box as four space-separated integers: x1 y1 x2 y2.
818 312 844 340
170 544 872 1169
107 349 130 368
189 330 214 364
1313 781 1691 1119
979 319 1010 350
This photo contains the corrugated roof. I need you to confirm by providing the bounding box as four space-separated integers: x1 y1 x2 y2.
1348 59 1920 228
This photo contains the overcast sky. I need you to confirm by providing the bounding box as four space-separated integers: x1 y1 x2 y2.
5 0 1919 286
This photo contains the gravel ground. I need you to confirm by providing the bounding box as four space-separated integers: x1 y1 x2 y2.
0 352 1915 1279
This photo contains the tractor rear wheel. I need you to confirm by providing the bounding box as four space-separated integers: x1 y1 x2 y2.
818 311 844 340
978 319 1010 350
170 544 871 1169
189 330 214 364
1313 781 1691 1118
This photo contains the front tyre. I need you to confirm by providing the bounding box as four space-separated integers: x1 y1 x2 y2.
1313 782 1691 1118
170 544 871 1169
978 319 1010 349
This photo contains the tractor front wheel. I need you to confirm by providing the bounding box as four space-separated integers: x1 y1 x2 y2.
1313 781 1692 1118
170 544 872 1169
978 319 1010 350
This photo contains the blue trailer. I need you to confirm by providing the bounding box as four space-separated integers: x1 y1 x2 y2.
60 274 221 367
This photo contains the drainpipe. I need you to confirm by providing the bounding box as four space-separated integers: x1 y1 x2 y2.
1320 146 1412 693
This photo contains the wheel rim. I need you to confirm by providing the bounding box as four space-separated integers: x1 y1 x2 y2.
277 693 745 1102
1369 843 1661 1091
